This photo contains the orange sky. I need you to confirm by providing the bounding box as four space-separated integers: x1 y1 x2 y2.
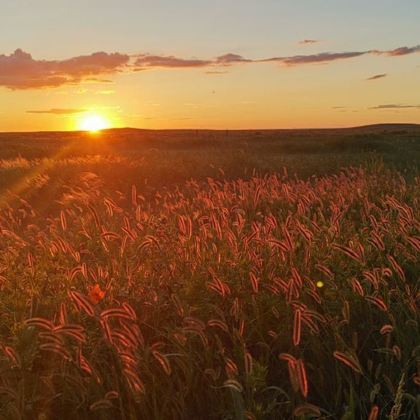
1 0 419 131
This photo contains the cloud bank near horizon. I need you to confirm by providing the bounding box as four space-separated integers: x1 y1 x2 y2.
1 44 419 89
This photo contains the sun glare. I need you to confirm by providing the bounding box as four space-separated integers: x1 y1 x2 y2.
79 114 110 132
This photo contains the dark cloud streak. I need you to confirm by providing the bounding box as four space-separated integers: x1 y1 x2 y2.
215 53 252 65
298 39 320 45
134 55 211 68
262 51 368 65
366 73 387 80
26 108 86 115
369 104 420 110
205 70 228 75
372 45 420 56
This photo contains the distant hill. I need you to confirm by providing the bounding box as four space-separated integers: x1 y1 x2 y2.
1 123 420 137
0 123 419 164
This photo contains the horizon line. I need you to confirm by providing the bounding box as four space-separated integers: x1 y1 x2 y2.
1 122 419 135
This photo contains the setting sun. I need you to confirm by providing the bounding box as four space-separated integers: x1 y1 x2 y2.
79 114 110 132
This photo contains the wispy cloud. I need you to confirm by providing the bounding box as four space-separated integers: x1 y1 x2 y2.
26 108 86 115
133 53 252 69
372 45 420 56
134 55 211 69
298 39 320 45
258 44 420 66
366 73 387 81
262 51 368 66
83 77 114 84
215 53 252 65
0 49 129 89
205 70 228 75
369 104 420 110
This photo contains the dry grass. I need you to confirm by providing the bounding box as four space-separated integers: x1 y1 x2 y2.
0 159 419 419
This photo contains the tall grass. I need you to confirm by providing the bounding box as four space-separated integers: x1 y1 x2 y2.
0 163 419 419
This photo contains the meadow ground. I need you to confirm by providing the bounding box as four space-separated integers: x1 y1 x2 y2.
0 125 419 419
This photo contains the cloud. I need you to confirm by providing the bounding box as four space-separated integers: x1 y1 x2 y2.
0 49 129 89
369 104 420 110
2 43 420 90
205 70 228 75
262 51 368 66
26 108 86 115
366 73 387 80
133 52 252 70
284 51 367 65
83 77 114 84
260 44 420 66
332 106 350 113
215 53 253 65
298 39 320 45
134 55 211 69
373 45 420 56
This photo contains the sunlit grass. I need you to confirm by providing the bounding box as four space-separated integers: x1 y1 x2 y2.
0 161 418 419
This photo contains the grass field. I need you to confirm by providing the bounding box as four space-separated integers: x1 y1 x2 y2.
0 125 419 419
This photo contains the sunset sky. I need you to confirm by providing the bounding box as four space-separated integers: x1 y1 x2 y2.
1 0 419 131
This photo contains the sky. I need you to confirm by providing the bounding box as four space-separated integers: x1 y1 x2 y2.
0 0 419 131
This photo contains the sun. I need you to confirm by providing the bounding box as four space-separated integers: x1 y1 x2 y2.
79 114 110 132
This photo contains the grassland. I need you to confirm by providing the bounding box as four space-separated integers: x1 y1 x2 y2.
0 125 419 419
